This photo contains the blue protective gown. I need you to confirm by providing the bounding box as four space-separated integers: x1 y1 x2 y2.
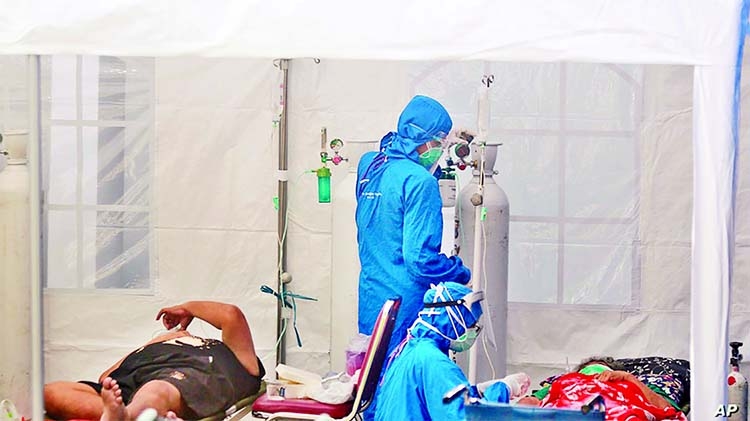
356 95 471 356
374 284 509 421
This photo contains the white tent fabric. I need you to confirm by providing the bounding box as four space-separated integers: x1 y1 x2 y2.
691 65 737 419
0 2 746 421
0 0 740 63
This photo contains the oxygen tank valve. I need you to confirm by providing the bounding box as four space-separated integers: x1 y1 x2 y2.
731 341 744 368
727 341 748 420
457 130 475 143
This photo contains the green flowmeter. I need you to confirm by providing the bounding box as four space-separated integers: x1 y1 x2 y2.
316 166 332 203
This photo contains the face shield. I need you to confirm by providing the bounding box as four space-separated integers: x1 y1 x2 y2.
410 124 449 174
422 290 484 314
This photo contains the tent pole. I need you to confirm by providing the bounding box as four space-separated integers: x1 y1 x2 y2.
28 54 45 421
276 58 290 367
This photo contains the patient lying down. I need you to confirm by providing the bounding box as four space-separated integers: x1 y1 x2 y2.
44 301 265 421
100 378 180 421
517 357 686 421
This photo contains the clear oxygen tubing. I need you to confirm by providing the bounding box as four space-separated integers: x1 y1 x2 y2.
457 143 509 383
28 54 45 421
467 143 485 384
276 58 290 367
453 160 499 383
266 170 309 363
468 82 491 384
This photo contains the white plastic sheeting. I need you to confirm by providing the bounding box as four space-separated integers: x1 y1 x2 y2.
0 2 746 421
15 57 736 418
0 56 31 418
0 148 30 419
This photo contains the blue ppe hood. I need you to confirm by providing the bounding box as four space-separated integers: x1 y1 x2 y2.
379 95 453 162
409 282 483 352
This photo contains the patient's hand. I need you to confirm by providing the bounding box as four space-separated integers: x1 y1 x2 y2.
157 305 194 331
516 396 541 406
596 370 636 383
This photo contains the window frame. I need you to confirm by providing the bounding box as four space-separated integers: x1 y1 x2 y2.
506 63 644 310
41 55 157 294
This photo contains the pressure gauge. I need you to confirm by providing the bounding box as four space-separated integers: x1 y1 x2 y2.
330 138 344 152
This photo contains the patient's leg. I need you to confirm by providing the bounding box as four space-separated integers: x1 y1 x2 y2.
125 380 183 420
44 381 103 420
101 377 183 421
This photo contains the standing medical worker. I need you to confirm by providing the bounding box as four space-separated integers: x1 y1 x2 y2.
375 282 527 421
356 95 471 357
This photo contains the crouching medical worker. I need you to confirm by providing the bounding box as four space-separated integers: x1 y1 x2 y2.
375 282 529 421
356 95 471 359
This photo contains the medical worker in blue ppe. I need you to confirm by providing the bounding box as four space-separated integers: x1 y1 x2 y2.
356 95 472 358
375 282 524 421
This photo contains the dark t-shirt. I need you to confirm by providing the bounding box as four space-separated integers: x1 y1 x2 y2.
88 336 265 418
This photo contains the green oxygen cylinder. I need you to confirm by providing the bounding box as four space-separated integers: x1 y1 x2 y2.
316 166 332 203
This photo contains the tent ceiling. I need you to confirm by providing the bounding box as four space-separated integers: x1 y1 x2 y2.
0 0 741 64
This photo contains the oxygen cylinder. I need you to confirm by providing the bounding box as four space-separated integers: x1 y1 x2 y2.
329 140 378 373
0 130 31 417
454 143 509 382
729 342 748 420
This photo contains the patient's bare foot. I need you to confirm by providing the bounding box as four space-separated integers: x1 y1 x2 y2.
101 377 127 421
165 411 183 421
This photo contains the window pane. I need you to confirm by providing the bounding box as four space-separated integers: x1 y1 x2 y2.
562 223 637 305
46 210 77 288
83 57 154 121
81 210 150 289
508 221 559 303
495 135 559 217
81 56 100 121
42 55 155 292
46 126 78 205
408 61 485 115
489 62 562 131
49 55 77 121
564 136 638 218
81 126 150 206
565 63 641 131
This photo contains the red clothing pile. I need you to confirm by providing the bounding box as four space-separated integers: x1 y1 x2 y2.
543 373 686 421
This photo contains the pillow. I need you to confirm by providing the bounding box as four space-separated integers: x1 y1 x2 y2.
616 356 690 408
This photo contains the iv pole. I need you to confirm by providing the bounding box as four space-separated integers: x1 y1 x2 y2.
276 59 289 366
468 79 491 384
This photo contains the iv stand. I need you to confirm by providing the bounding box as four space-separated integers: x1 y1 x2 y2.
468 80 491 384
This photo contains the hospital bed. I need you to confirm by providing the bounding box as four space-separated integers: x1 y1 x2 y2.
465 402 604 420
441 380 605 420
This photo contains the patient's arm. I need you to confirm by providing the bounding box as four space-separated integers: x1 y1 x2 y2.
516 396 542 406
98 301 259 383
156 301 261 376
596 370 673 409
